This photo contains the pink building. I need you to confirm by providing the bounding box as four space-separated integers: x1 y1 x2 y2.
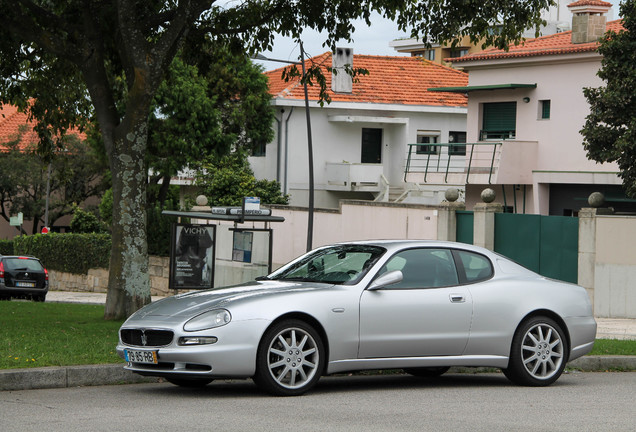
420 1 631 215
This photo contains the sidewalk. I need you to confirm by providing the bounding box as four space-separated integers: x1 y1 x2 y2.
1 291 634 392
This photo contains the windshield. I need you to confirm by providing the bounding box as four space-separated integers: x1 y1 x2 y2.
267 245 386 285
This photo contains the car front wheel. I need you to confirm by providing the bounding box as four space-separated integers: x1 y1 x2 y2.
254 320 324 396
503 316 568 386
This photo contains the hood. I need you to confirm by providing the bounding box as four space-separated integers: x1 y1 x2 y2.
125 280 331 324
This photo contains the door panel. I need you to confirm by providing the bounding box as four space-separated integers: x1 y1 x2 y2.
358 247 472 359
359 286 473 358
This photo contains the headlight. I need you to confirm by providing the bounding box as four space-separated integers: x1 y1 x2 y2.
183 309 232 332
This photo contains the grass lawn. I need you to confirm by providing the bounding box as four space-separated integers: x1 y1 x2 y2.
589 338 636 356
0 301 124 369
0 301 634 370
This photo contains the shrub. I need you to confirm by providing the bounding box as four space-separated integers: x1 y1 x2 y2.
0 239 14 255
13 233 111 274
70 206 108 233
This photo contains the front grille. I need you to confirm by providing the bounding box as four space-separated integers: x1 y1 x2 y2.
121 329 174 347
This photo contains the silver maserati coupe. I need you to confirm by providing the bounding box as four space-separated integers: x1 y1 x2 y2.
117 240 596 396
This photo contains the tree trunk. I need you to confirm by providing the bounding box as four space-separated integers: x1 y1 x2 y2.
104 116 151 320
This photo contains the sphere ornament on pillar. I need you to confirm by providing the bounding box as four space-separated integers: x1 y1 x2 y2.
481 188 496 203
445 188 460 202
196 195 209 206
588 192 605 208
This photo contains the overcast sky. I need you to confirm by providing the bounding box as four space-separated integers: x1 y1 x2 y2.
254 0 624 71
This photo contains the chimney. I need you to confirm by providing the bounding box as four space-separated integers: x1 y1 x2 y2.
567 0 612 44
331 47 353 93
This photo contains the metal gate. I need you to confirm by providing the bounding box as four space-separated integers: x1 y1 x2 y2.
456 211 474 245
494 213 578 283
455 211 578 283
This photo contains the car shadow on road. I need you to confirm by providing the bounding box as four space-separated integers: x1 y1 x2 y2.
123 370 579 398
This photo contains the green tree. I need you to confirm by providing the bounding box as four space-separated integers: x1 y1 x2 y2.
70 205 107 234
582 0 636 196
148 46 274 205
0 0 551 319
196 152 288 206
0 130 106 234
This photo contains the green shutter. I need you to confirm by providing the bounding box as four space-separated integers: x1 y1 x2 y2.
482 102 517 132
541 100 551 119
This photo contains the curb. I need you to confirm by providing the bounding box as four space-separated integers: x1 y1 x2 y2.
567 355 636 371
0 364 158 391
2 356 635 392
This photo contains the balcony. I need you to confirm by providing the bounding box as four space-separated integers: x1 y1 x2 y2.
326 162 384 191
403 140 537 185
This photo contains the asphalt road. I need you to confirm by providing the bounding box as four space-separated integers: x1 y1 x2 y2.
2 371 634 431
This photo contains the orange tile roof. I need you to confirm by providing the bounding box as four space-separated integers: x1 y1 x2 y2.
0 104 85 151
451 19 624 63
567 0 612 7
265 53 468 107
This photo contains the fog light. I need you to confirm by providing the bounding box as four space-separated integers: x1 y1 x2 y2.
178 336 218 346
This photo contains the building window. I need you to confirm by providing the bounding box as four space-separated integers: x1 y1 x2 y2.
416 132 440 155
251 141 266 157
481 102 517 140
448 131 467 156
450 48 469 58
424 49 435 61
540 100 551 119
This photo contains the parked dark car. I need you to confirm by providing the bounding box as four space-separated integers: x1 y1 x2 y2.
0 255 49 301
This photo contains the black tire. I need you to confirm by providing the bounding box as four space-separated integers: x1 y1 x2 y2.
503 316 568 386
33 294 46 302
253 319 324 396
165 377 213 387
404 366 450 378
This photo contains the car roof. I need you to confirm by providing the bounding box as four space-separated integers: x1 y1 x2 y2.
333 239 493 254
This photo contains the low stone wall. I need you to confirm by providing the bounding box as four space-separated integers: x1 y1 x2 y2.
48 256 171 297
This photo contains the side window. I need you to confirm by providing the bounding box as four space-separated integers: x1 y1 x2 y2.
456 250 493 283
380 248 458 289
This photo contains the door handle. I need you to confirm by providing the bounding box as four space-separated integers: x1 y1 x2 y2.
450 293 465 303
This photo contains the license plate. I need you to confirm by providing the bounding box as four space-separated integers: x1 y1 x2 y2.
125 349 158 364
16 282 35 288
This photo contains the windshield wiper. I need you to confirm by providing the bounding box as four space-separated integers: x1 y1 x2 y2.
277 277 314 282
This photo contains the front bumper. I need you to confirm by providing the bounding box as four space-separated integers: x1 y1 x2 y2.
117 319 267 379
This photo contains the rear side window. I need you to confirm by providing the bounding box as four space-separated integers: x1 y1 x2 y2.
455 250 493 283
3 258 44 272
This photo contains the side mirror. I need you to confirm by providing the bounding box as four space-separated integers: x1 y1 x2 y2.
368 270 403 291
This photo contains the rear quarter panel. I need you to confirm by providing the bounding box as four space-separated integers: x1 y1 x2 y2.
464 275 594 358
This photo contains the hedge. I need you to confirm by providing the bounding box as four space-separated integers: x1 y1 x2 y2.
0 239 14 255
13 233 111 274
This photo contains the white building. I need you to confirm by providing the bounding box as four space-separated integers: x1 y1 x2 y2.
251 49 469 208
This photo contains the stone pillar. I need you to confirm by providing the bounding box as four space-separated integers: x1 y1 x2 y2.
437 188 466 241
473 188 502 250
578 207 597 310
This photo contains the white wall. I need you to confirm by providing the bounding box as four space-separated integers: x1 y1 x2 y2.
593 216 636 318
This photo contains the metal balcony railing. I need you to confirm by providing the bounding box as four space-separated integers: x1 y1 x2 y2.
404 142 502 184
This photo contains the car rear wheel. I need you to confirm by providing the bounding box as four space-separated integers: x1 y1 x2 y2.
254 319 324 396
165 377 214 387
33 294 46 302
404 366 450 378
503 316 568 386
